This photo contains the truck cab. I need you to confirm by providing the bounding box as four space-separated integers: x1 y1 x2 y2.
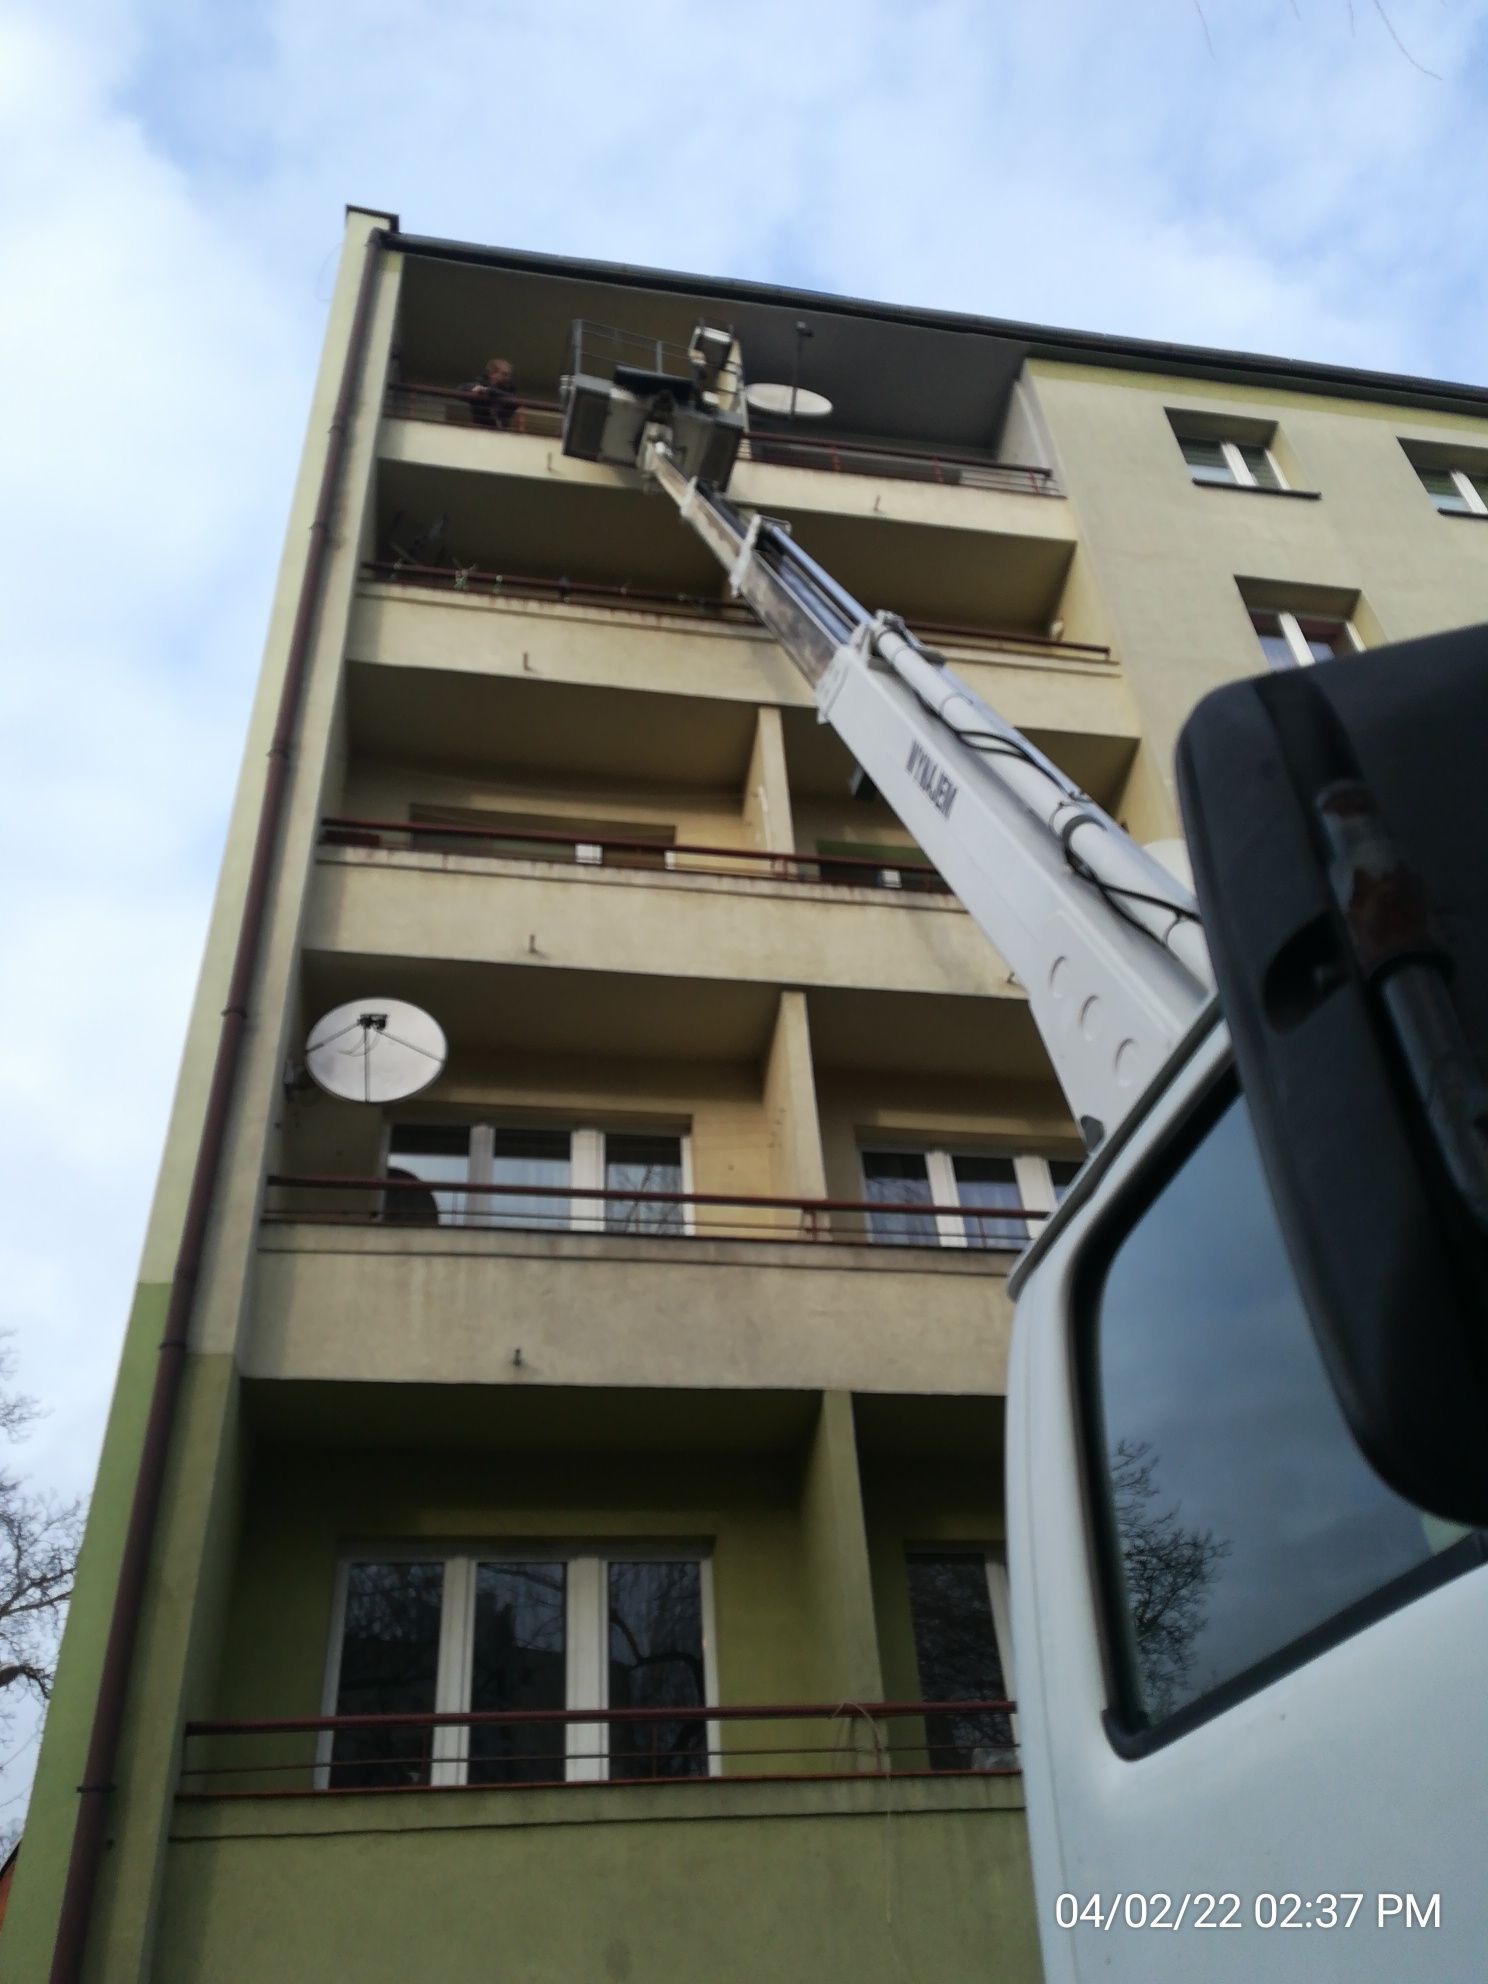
1009 1009 1486 1977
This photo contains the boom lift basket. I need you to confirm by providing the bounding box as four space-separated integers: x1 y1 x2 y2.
560 319 746 486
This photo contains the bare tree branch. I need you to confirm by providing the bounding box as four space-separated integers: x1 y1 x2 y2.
0 1337 85 1740
0 1664 53 1699
1111 1439 1230 1717
1372 0 1442 76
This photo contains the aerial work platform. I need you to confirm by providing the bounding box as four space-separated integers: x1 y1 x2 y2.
560 319 746 484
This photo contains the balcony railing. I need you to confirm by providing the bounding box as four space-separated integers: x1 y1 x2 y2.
384 379 1059 496
318 816 954 895
386 381 565 437
359 557 1111 665
263 1173 1048 1250
741 429 1056 495
179 1698 1019 1799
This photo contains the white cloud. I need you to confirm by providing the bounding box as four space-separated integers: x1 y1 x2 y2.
0 0 1483 1824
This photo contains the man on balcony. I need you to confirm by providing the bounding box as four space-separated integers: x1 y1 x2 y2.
462 354 517 429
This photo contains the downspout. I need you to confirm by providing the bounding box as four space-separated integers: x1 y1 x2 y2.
48 225 387 1984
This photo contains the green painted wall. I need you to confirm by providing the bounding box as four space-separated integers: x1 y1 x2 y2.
155 1780 1041 1984
797 1394 883 1703
1029 358 1488 808
208 1428 851 1783
2 1334 244 1984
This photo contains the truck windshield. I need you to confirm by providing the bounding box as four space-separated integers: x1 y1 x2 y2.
1088 1086 1480 1735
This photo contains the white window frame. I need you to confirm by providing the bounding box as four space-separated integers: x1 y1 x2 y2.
1422 466 1488 517
384 1121 694 1236
905 1545 1019 1760
1178 433 1285 491
1251 608 1363 671
1214 439 1284 491
859 1143 1070 1250
319 1543 718 1789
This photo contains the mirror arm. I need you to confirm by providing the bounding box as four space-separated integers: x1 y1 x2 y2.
1316 777 1488 1234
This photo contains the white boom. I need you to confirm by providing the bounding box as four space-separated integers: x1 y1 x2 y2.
640 434 1212 1145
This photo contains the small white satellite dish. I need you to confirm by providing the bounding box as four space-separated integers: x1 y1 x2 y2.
304 998 447 1104
745 382 834 419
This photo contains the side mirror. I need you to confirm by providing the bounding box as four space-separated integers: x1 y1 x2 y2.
1176 625 1488 1527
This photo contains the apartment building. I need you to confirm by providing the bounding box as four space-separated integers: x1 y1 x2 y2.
11 206 1488 1984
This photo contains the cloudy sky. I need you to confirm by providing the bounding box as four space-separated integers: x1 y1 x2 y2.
0 0 1482 1816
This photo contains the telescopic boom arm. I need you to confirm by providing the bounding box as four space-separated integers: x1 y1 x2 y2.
557 326 1211 1144
643 438 1212 1144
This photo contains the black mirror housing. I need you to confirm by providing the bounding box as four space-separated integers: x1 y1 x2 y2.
1177 625 1488 1527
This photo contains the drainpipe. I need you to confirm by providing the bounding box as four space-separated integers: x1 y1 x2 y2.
48 225 387 1984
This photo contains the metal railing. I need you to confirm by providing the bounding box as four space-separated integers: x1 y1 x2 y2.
262 1172 1047 1249
318 816 954 895
359 556 1111 664
179 1698 1019 1799
364 554 757 624
383 380 1059 496
385 381 565 437
741 429 1056 495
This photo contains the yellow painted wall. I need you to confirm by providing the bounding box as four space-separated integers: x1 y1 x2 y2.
1030 359 1488 807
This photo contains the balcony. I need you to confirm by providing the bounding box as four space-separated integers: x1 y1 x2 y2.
264 921 1068 1393
387 380 1059 497
344 590 1136 826
155 1359 1041 1981
249 1182 1021 1395
320 814 953 895
359 554 1102 664
163 1707 1032 1980
374 417 1078 631
263 1168 1050 1247
306 819 1020 1002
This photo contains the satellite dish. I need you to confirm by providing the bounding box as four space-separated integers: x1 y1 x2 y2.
304 998 447 1104
746 382 834 419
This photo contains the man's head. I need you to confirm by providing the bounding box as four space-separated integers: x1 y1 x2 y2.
485 357 513 388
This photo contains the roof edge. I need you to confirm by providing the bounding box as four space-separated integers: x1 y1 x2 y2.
385 228 1488 419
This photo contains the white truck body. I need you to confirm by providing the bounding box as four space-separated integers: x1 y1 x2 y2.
1009 1016 1485 1977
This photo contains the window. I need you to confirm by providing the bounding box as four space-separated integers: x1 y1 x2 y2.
1248 607 1359 672
905 1550 1016 1767
385 1126 472 1225
1178 433 1284 491
329 1560 444 1788
326 1548 713 1788
1084 1085 1481 1742
385 1122 688 1233
604 1132 685 1234
859 1146 1074 1249
491 1126 573 1230
1414 464 1488 517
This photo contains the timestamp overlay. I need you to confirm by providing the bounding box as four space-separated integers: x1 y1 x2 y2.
1054 1892 1442 1934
